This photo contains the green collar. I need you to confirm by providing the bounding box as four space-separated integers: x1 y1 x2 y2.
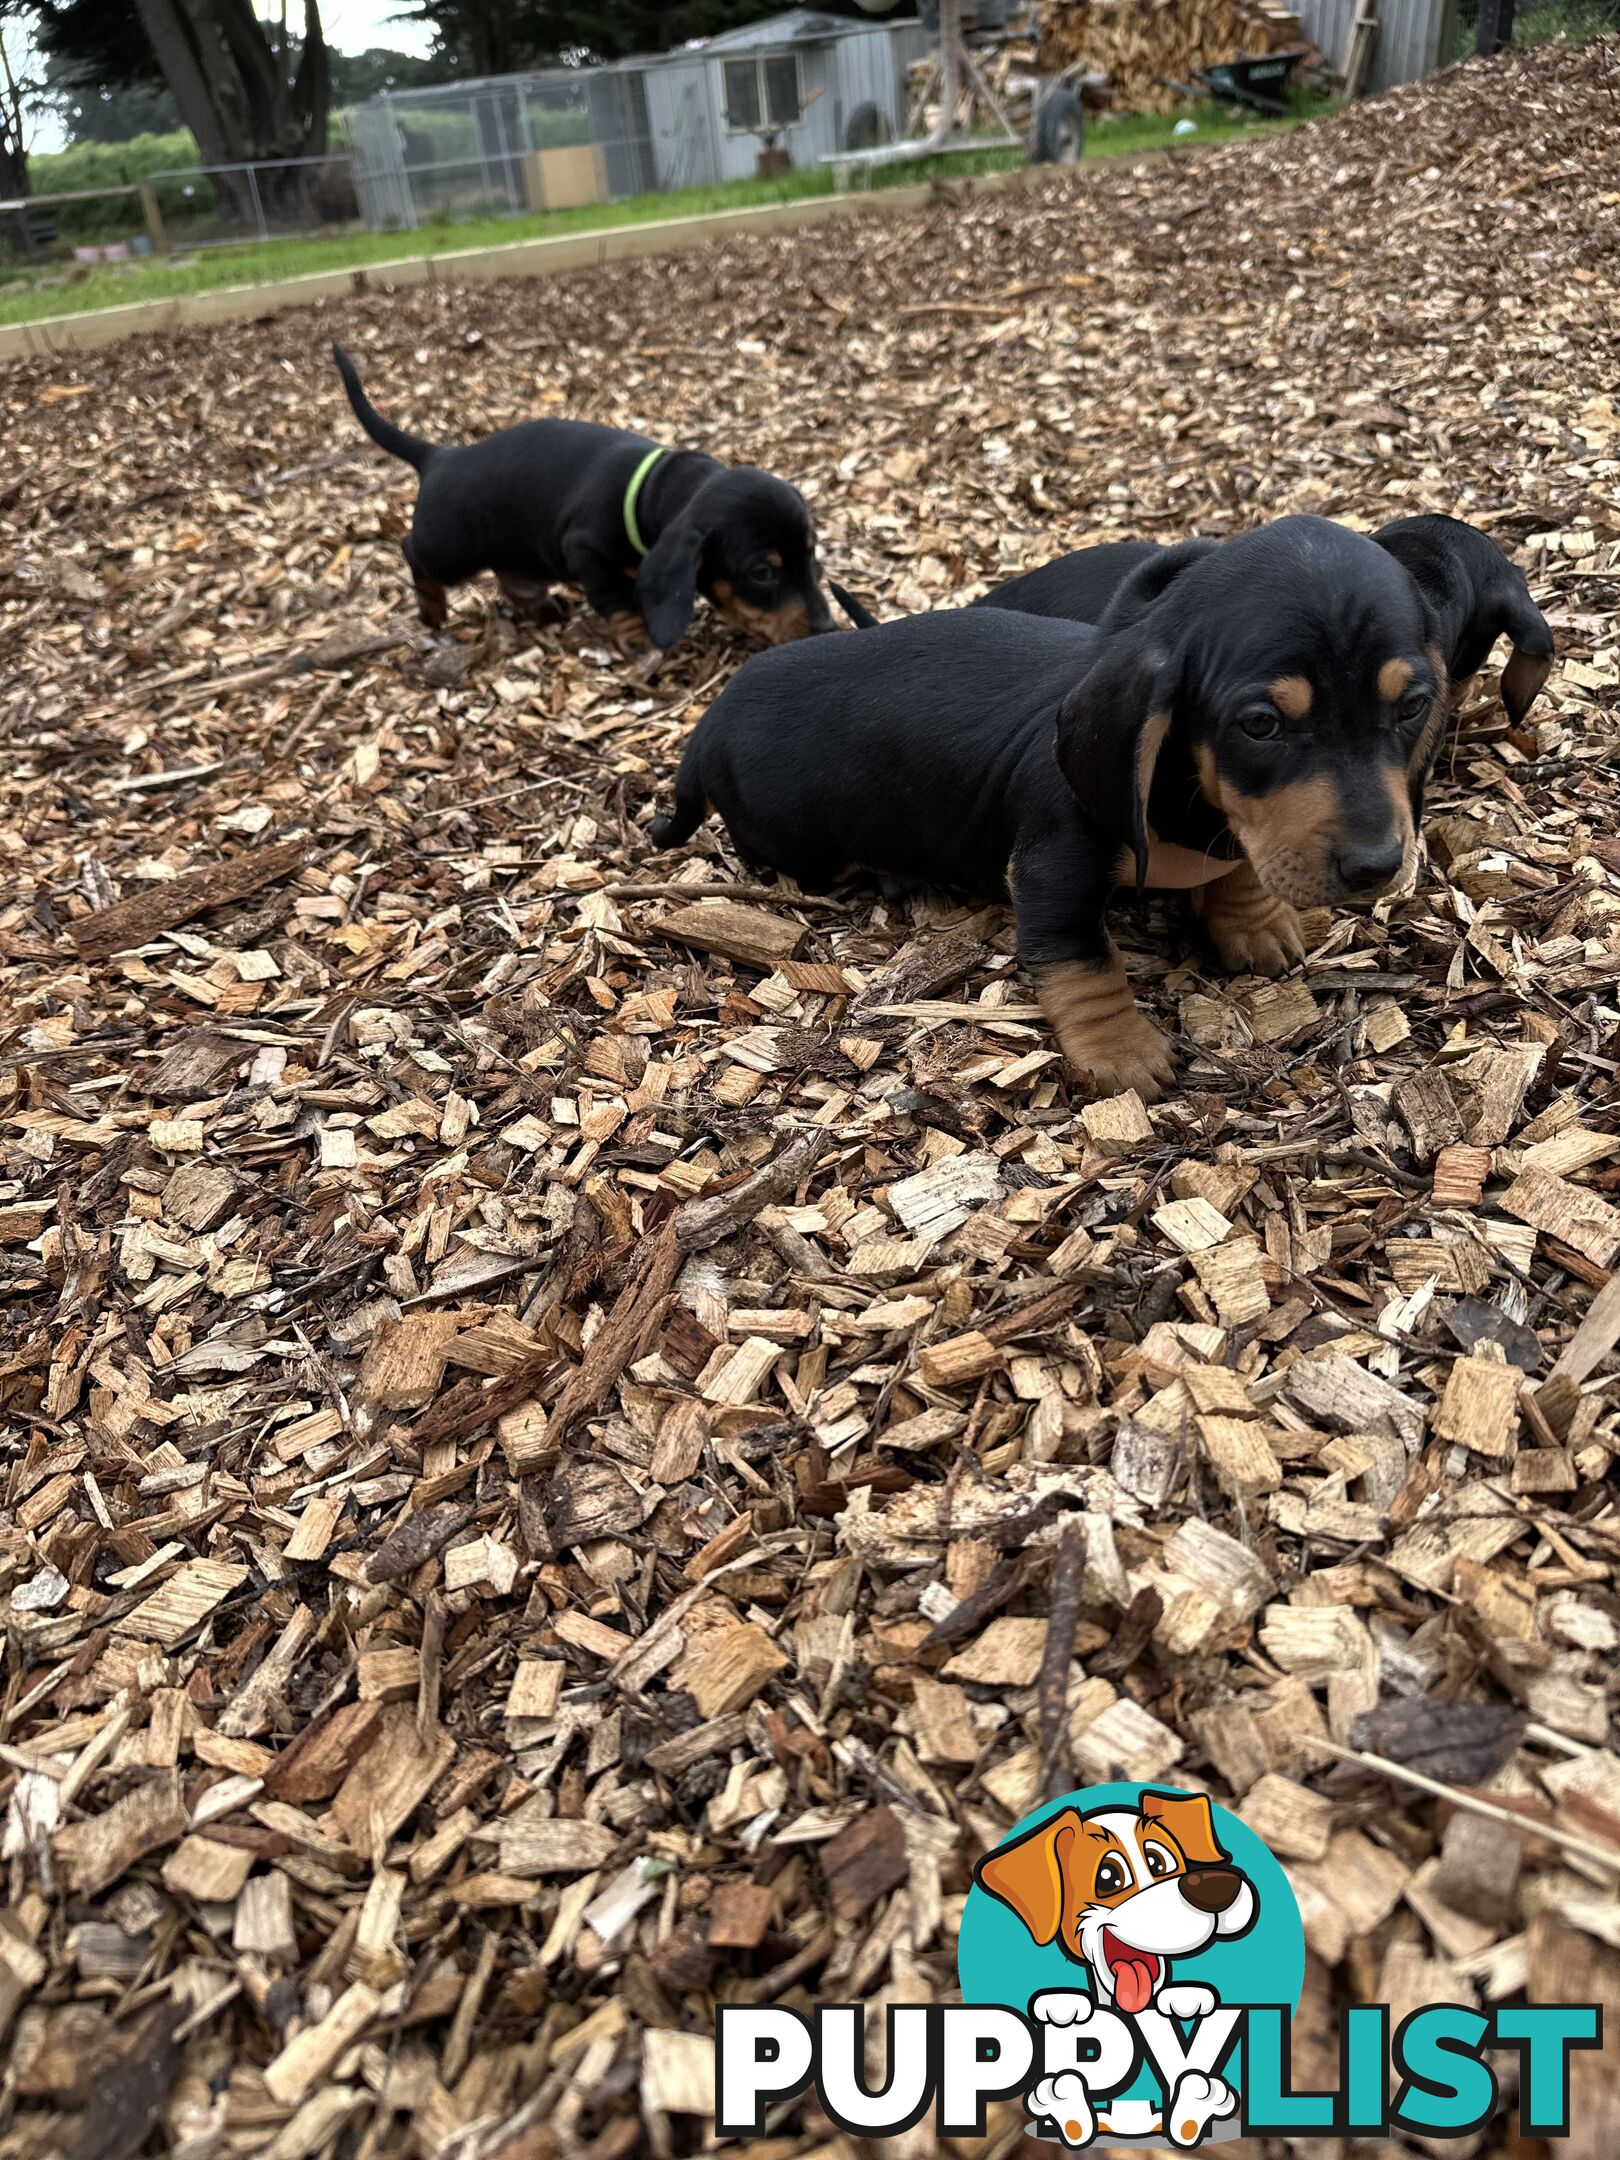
623 445 670 557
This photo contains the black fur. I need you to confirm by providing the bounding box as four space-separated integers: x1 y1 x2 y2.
977 515 1553 720
651 518 1450 1096
973 539 1165 623
1372 514 1554 723
331 342 835 650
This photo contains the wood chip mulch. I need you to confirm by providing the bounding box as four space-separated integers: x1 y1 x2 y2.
1 35 1618 2160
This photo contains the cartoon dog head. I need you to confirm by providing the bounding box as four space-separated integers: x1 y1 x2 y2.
974 1791 1257 2016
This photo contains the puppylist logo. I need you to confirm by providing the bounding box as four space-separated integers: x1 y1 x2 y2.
716 1782 1602 2149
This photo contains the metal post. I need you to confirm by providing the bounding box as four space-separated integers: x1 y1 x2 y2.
138 178 169 254
1476 0 1515 52
246 161 268 243
492 84 515 212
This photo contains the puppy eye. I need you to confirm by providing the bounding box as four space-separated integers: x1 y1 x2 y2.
1096 1858 1127 1896
747 559 778 588
1239 709 1284 742
1144 1845 1176 1878
1398 689 1431 725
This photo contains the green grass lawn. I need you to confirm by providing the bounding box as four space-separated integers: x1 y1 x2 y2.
0 98 1317 332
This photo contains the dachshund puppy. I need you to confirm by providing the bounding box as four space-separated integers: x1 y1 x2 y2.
650 516 1444 1100
331 343 835 653
972 539 1161 625
979 515 1553 721
1373 514 1554 725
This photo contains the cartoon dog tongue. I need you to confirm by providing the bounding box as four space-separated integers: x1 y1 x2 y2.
1108 1944 1159 2014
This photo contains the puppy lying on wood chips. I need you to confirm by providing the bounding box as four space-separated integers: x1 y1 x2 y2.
977 514 1554 725
652 517 1448 1100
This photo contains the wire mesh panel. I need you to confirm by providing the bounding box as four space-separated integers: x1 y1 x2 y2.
348 64 684 227
1452 0 1620 48
144 158 362 248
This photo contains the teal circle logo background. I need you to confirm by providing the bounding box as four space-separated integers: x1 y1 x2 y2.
958 1783 1306 2102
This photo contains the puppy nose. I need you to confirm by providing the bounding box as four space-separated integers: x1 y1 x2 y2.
1334 838 1405 895
1180 1867 1242 1915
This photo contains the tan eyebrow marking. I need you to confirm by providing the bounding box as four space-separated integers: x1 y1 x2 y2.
1269 675 1312 719
1379 657 1413 701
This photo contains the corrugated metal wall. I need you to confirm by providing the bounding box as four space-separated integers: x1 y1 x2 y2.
1293 0 1459 94
643 58 722 191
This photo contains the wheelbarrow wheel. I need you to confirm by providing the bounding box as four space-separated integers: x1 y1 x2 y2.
844 101 892 152
1032 86 1086 164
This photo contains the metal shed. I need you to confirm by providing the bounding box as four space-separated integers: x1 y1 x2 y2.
342 13 932 235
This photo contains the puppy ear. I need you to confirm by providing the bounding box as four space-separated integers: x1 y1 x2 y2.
975 1808 1081 1945
1379 518 1554 724
1476 576 1553 726
1500 639 1553 727
1055 638 1178 895
1095 538 1221 634
637 517 704 650
1140 1790 1231 1867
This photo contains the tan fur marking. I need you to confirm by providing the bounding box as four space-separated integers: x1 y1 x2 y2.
1036 960 1174 1101
766 549 783 569
1114 837 1243 891
1193 742 1227 815
1217 774 1341 905
1197 858 1306 975
1136 710 1171 826
715 582 812 645
1269 675 1312 720
1408 697 1446 782
607 609 649 653
1378 656 1413 702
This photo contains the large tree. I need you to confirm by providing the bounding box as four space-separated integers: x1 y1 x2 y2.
0 3 41 201
33 0 329 167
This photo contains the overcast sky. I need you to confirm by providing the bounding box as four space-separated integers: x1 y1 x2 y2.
16 0 436 157
321 0 435 59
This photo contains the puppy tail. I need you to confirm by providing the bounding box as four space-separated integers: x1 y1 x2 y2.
648 750 708 851
331 343 434 471
830 580 880 631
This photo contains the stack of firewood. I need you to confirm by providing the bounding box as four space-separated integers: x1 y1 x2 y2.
1035 0 1309 112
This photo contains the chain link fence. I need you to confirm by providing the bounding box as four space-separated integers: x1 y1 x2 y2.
1452 0 1620 52
1 154 363 273
343 71 663 233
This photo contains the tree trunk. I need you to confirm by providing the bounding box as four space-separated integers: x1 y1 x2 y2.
0 20 32 211
133 0 329 163
132 0 235 167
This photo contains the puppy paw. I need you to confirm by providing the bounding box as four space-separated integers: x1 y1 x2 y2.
1198 860 1306 976
1205 898 1305 977
1029 1990 1096 2027
1028 2073 1095 2148
607 609 653 655
1077 1012 1177 1104
1157 1983 1219 2022
1036 964 1177 1104
1165 2069 1236 2148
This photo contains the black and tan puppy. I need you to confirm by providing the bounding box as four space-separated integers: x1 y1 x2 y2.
650 517 1445 1099
978 515 1553 722
331 344 835 653
1372 514 1554 725
971 539 1161 625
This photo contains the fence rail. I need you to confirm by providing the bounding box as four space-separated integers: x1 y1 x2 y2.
0 155 364 270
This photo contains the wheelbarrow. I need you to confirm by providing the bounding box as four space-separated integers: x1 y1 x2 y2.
1153 49 1304 117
